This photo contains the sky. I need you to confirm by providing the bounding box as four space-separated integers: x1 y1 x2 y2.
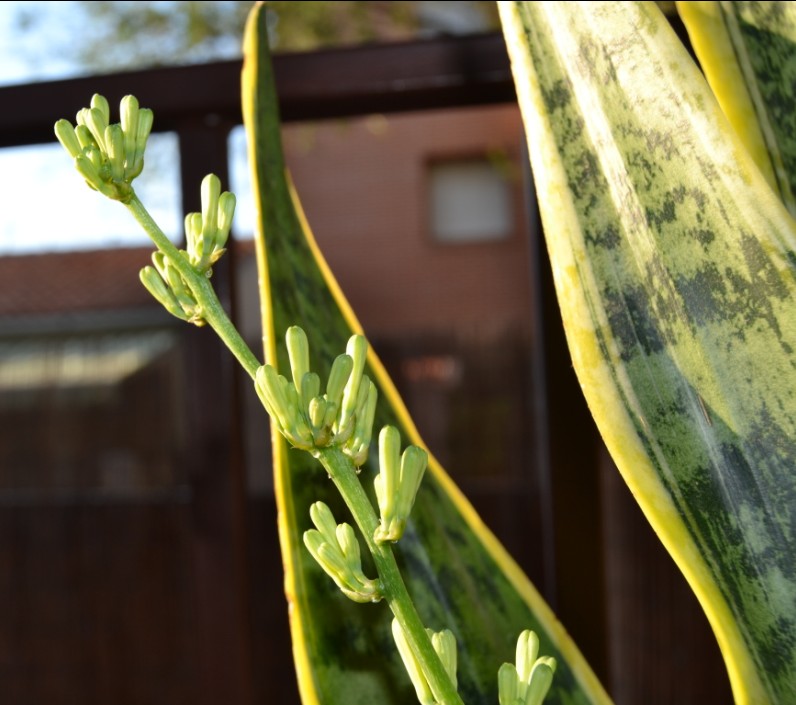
0 1 76 86
0 1 250 255
0 1 492 256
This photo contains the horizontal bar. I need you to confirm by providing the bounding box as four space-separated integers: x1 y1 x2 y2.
0 32 514 148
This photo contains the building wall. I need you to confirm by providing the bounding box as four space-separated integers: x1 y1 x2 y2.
237 103 532 343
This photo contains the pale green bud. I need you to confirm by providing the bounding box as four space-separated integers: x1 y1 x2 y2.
338 334 368 434
377 425 400 511
516 630 539 683
391 619 435 705
139 266 188 322
392 619 457 705
309 500 337 542
164 258 196 311
498 630 556 705
326 353 353 408
300 372 321 414
308 396 329 434
82 106 109 153
136 108 154 147
73 153 102 190
128 108 153 179
431 629 458 691
312 537 348 577
254 366 280 425
84 145 104 174
321 399 339 434
182 175 235 272
498 663 521 705
120 95 139 166
90 93 110 126
106 124 125 182
54 120 81 158
303 502 381 603
142 252 205 325
374 426 427 542
75 124 96 150
255 365 292 433
201 174 221 247
254 364 313 450
184 212 204 263
139 265 170 302
216 192 236 249
75 153 115 199
345 378 378 466
525 659 556 705
286 326 310 395
283 381 314 446
396 445 427 515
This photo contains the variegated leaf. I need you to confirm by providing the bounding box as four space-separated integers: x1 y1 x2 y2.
242 3 611 705
501 2 796 702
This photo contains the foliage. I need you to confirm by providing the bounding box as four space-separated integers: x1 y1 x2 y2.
501 1 796 702
51 4 597 704
51 1 796 703
14 0 498 74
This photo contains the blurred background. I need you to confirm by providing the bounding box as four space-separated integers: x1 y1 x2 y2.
0 2 731 704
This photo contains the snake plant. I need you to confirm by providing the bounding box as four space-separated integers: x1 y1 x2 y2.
53 0 796 703
501 2 796 702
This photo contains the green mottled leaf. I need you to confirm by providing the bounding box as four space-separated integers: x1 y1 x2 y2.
678 1 796 216
241 4 610 705
501 2 796 703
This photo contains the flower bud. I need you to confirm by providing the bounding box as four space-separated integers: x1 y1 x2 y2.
498 630 556 705
303 502 381 603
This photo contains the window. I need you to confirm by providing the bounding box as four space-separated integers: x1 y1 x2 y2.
0 134 181 255
428 156 513 243
0 329 186 495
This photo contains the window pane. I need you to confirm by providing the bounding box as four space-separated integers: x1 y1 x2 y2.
0 133 181 255
429 158 512 243
0 329 187 495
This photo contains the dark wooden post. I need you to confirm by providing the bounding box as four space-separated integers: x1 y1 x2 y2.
524 144 610 684
177 121 253 705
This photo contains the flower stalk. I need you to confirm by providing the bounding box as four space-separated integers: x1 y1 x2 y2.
259 325 463 704
55 91 554 705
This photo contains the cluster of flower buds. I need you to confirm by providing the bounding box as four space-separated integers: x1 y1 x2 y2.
392 618 457 705
303 502 381 603
54 93 153 202
140 251 204 326
138 172 236 326
498 630 557 705
185 174 236 274
374 426 427 543
255 327 377 464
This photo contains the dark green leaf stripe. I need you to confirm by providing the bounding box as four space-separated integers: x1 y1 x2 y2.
241 3 610 704
501 2 796 703
678 1 796 217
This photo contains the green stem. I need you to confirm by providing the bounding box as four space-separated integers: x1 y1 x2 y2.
317 446 464 705
125 193 262 379
123 191 460 703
